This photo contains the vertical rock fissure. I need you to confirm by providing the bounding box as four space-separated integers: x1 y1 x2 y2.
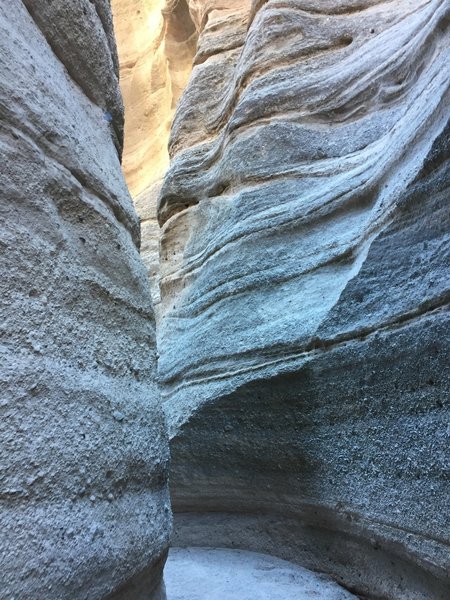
111 0 197 314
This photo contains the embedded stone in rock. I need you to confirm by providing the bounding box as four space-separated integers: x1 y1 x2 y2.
158 0 450 598
0 2 170 599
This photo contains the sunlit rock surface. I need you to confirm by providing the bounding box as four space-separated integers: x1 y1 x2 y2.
158 1 450 598
0 2 170 598
111 0 197 308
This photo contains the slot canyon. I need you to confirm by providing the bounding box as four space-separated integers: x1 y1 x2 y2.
1 1 449 599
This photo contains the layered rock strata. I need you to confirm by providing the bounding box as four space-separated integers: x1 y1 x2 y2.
0 2 170 599
157 0 450 598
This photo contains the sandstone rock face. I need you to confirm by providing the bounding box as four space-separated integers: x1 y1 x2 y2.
111 0 197 308
0 2 170 599
157 1 450 598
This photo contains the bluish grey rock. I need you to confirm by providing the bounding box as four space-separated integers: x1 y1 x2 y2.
157 1 450 598
0 2 171 598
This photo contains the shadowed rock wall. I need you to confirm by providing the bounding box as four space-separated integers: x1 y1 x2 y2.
0 2 170 598
157 0 450 598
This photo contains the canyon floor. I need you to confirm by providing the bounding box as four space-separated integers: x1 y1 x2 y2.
164 548 359 600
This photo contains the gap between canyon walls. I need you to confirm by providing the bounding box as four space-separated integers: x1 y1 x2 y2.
111 0 197 312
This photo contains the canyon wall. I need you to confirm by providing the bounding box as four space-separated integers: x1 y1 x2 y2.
0 2 170 598
157 0 450 598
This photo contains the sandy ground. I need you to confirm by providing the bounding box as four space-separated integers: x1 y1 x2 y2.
164 547 358 599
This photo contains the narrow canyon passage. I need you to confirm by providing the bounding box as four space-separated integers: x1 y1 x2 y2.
1 1 449 599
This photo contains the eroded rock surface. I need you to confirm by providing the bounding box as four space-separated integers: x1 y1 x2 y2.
0 2 170 598
157 1 450 598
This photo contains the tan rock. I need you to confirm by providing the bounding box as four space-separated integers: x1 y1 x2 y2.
111 0 197 308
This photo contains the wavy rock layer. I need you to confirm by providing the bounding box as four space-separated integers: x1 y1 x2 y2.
0 2 170 599
158 0 450 598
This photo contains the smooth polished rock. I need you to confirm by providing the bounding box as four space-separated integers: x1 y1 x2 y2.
164 548 358 600
0 2 170 598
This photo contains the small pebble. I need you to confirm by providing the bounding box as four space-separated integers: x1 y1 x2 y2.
112 410 125 422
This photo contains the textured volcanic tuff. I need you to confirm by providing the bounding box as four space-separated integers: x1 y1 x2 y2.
0 2 170 599
157 0 450 599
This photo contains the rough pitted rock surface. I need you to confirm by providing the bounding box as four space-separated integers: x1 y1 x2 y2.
0 2 170 599
157 1 450 599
